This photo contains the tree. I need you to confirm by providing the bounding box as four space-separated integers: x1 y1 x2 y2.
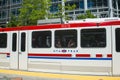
77 10 96 19
7 15 19 27
64 3 76 20
18 0 51 26
48 0 76 21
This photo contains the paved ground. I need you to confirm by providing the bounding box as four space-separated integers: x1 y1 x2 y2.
0 73 67 80
0 69 120 80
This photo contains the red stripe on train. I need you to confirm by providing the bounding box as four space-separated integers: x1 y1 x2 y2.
0 53 10 55
96 54 103 58
28 53 72 57
76 54 90 57
0 23 97 32
107 54 112 58
100 20 120 26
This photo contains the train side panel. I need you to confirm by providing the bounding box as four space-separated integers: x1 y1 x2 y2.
61 27 112 75
27 29 62 72
27 26 112 75
1 20 120 76
0 31 11 69
112 25 120 76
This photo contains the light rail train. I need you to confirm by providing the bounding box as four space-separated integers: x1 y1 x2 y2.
0 18 120 76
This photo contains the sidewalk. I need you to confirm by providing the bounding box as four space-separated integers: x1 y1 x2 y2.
0 69 120 80
0 75 22 80
0 73 66 80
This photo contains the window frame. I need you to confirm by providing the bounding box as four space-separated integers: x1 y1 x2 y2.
12 33 17 51
21 32 26 52
81 28 106 48
0 33 7 48
32 30 52 48
115 28 120 52
55 29 77 48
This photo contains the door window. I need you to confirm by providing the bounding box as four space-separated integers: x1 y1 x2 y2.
21 33 26 52
115 28 120 52
12 33 17 51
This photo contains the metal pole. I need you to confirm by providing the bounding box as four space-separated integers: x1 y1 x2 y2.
109 0 113 17
84 0 88 12
61 0 65 23
45 0 48 20
9 0 11 27
116 0 119 17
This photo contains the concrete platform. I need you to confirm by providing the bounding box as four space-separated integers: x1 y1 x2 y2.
0 69 120 80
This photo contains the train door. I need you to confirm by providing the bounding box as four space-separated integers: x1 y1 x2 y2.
112 26 120 76
10 32 19 69
10 31 28 70
18 31 28 70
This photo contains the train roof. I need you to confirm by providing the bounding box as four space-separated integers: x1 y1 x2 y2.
1 18 120 32
67 17 120 23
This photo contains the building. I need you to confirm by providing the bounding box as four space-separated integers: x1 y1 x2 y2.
0 0 120 27
0 0 22 27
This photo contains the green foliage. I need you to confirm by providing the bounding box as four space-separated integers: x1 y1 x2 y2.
7 1 96 27
7 15 19 27
65 4 76 20
49 1 76 20
65 4 76 11
77 10 96 19
8 0 77 27
18 0 51 26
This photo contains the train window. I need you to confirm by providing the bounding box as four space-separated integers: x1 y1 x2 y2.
55 29 77 48
21 33 26 52
116 28 120 52
12 33 17 51
32 31 51 48
0 33 7 48
81 28 106 48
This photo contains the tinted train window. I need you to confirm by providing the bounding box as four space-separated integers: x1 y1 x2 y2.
116 28 120 52
0 33 7 48
81 28 106 48
21 33 26 52
32 31 51 48
55 30 77 48
12 33 17 51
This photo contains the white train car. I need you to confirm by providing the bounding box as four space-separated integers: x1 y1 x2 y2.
0 18 120 76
